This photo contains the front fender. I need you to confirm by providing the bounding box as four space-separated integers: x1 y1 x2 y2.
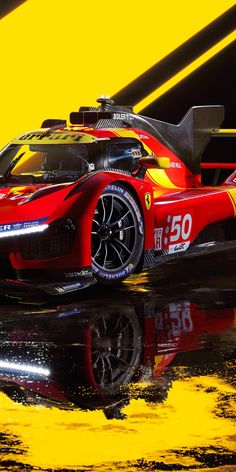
56 171 155 267
11 171 155 272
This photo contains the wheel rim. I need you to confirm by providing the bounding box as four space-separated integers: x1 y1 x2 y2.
92 192 138 272
91 313 141 392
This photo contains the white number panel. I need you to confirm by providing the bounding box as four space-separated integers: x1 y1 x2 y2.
154 213 193 254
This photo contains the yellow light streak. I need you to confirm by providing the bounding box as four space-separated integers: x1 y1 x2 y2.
135 32 236 113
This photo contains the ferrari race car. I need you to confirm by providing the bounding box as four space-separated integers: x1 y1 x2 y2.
0 95 235 296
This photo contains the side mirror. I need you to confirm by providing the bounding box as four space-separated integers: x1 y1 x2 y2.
138 155 170 170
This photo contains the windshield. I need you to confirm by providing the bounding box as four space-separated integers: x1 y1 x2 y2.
0 143 100 183
0 135 147 184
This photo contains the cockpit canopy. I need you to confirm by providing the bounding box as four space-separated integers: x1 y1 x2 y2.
0 134 148 183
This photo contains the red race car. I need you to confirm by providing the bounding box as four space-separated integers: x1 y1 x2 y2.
0 96 235 296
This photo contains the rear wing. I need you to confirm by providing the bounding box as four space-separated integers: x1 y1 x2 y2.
200 128 236 185
140 105 225 175
201 128 236 167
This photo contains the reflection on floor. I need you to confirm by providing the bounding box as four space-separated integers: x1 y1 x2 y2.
0 251 235 471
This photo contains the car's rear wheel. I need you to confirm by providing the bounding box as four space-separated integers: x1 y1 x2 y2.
92 184 144 284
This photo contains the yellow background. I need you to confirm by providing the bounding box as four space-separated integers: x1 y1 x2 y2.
0 0 235 148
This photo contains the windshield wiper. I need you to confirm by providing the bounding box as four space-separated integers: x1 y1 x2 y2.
5 170 85 183
7 174 38 183
41 170 85 182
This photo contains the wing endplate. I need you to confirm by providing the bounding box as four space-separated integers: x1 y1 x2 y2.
142 105 225 174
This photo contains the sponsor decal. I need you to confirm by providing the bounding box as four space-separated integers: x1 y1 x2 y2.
55 282 82 294
109 184 125 194
14 132 95 145
168 241 190 254
0 218 47 233
65 270 91 278
154 228 163 250
170 162 182 169
145 192 151 210
131 148 142 158
93 263 134 279
112 113 134 121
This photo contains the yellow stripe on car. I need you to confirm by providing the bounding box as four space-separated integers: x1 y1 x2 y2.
148 169 180 189
227 188 236 215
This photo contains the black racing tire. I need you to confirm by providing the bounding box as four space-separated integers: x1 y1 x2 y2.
91 183 144 285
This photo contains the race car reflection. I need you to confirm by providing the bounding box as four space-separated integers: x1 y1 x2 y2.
0 298 234 418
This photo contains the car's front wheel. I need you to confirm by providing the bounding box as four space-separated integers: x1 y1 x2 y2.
92 184 144 284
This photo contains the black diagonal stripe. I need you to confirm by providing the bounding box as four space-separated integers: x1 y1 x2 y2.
141 40 236 125
0 0 27 20
112 5 236 106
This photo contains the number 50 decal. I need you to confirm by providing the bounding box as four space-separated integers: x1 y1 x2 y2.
169 214 192 242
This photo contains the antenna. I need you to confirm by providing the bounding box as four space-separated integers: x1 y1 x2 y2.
96 95 114 111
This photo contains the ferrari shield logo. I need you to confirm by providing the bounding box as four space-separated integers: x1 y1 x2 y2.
145 193 151 210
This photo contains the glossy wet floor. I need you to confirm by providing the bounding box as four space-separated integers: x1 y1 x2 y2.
0 251 235 471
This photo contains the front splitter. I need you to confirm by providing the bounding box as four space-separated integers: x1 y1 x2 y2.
0 275 97 299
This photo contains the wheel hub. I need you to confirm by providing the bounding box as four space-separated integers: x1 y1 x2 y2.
98 224 113 240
